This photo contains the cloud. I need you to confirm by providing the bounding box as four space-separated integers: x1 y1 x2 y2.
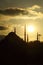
0 8 28 16
29 5 43 13
0 5 43 21
0 26 8 30
28 5 41 10
26 5 43 19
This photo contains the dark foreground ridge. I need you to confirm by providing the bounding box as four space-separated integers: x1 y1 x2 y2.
0 32 43 65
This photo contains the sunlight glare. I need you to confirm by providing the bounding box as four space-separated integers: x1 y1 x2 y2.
27 25 35 33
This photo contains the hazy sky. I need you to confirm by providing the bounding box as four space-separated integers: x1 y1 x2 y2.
0 0 43 8
0 0 43 41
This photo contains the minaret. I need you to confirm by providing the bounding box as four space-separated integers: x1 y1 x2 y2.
27 33 29 43
24 25 26 42
37 32 41 41
14 27 16 34
37 32 38 41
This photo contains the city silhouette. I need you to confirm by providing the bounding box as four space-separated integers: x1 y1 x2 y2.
0 26 43 65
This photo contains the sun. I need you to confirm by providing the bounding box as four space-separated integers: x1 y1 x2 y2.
27 25 35 33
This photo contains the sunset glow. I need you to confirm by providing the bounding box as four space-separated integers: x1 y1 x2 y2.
0 0 43 41
27 25 35 33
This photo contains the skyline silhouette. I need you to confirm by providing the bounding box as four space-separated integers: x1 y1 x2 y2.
13 26 42 42
0 31 43 64
0 25 43 42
